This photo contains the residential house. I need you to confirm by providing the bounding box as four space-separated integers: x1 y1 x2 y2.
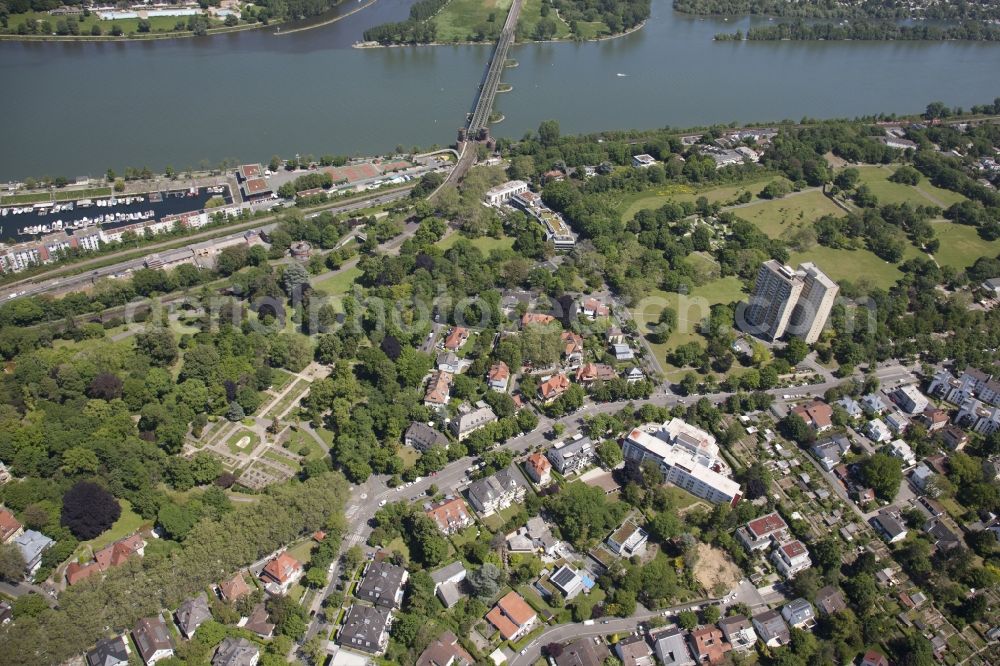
752 610 791 647
871 508 908 544
485 591 537 641
488 362 510 392
624 367 646 384
442 327 470 352
548 565 589 600
791 400 833 431
521 312 556 328
606 520 648 557
939 424 969 450
243 604 274 639
781 598 816 630
860 651 890 666
653 627 695 666
884 410 910 435
554 638 610 666
0 507 23 544
688 625 732 664
865 419 892 443
623 428 742 506
436 352 470 375
449 401 497 441
13 529 53 577
719 615 756 652
615 634 655 666
539 373 571 403
561 331 585 368
736 511 789 551
175 593 212 638
889 439 916 467
811 436 851 472
815 585 847 615
405 421 449 452
416 631 474 666
837 397 863 419
911 463 936 494
632 154 658 168
86 636 130 666
425 496 473 535
546 436 594 475
505 516 557 555
212 638 260 666
357 561 408 609
771 540 812 578
431 562 467 609
861 393 888 415
916 407 949 432
259 552 303 595
219 572 252 603
424 370 453 409
606 327 626 346
581 297 609 319
576 362 617 386
925 519 961 551
892 385 929 415
338 605 391 655
66 533 146 585
133 616 174 665
466 466 526 516
612 343 635 362
523 453 552 486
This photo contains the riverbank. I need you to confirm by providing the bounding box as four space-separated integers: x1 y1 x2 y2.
353 19 645 47
0 19 272 43
275 0 378 36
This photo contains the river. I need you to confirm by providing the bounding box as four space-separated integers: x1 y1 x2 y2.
2 0 999 181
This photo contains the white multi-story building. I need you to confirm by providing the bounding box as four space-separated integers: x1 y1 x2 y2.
484 180 528 206
787 262 839 344
770 540 812 578
623 427 741 506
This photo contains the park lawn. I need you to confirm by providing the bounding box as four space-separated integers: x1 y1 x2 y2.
433 0 512 42
82 500 146 553
734 189 844 238
929 221 1000 269
481 504 523 532
437 233 514 253
4 11 205 36
684 251 721 280
286 426 326 460
263 448 300 471
226 429 259 455
617 177 773 222
660 485 702 510
286 539 316 564
384 536 411 561
268 368 295 393
633 277 745 364
787 245 907 290
516 0 571 39
397 445 421 469
312 266 361 296
263 379 308 420
572 20 608 39
855 165 966 208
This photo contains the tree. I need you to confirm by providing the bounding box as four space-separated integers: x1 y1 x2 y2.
678 610 698 630
702 605 721 624
135 328 179 366
596 440 623 469
467 563 504 600
779 413 813 444
860 453 903 501
61 481 121 540
226 401 245 422
281 263 311 298
538 120 561 146
0 543 26 582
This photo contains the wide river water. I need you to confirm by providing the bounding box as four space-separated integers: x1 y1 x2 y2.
2 0 999 180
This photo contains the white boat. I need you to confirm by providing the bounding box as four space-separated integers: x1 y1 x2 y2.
616 73 627 77
77 199 93 207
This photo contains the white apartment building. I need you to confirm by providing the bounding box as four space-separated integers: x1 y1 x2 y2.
741 260 838 344
484 180 528 206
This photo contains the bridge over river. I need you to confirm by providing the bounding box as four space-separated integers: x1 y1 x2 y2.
443 0 524 188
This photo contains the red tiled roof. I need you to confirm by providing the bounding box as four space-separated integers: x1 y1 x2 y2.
66 533 145 585
0 508 21 542
747 512 787 538
561 331 583 356
220 572 252 601
539 374 570 400
576 363 616 383
425 497 471 533
525 453 551 476
791 400 833 429
244 177 270 194
444 327 469 351
780 540 808 559
522 313 556 327
261 552 302 585
488 361 510 382
486 592 536 639
425 371 453 405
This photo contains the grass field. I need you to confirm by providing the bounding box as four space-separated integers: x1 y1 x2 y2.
930 221 1000 269
437 233 514 253
617 177 773 222
516 0 571 39
286 538 316 564
286 427 326 460
312 266 361 296
82 500 145 553
397 445 421 469
787 245 905 290
433 0 512 42
733 189 844 238
226 429 259 455
855 165 966 208
264 379 308 420
632 278 745 374
2 11 219 37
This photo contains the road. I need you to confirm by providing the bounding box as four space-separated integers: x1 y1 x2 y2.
0 188 413 302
